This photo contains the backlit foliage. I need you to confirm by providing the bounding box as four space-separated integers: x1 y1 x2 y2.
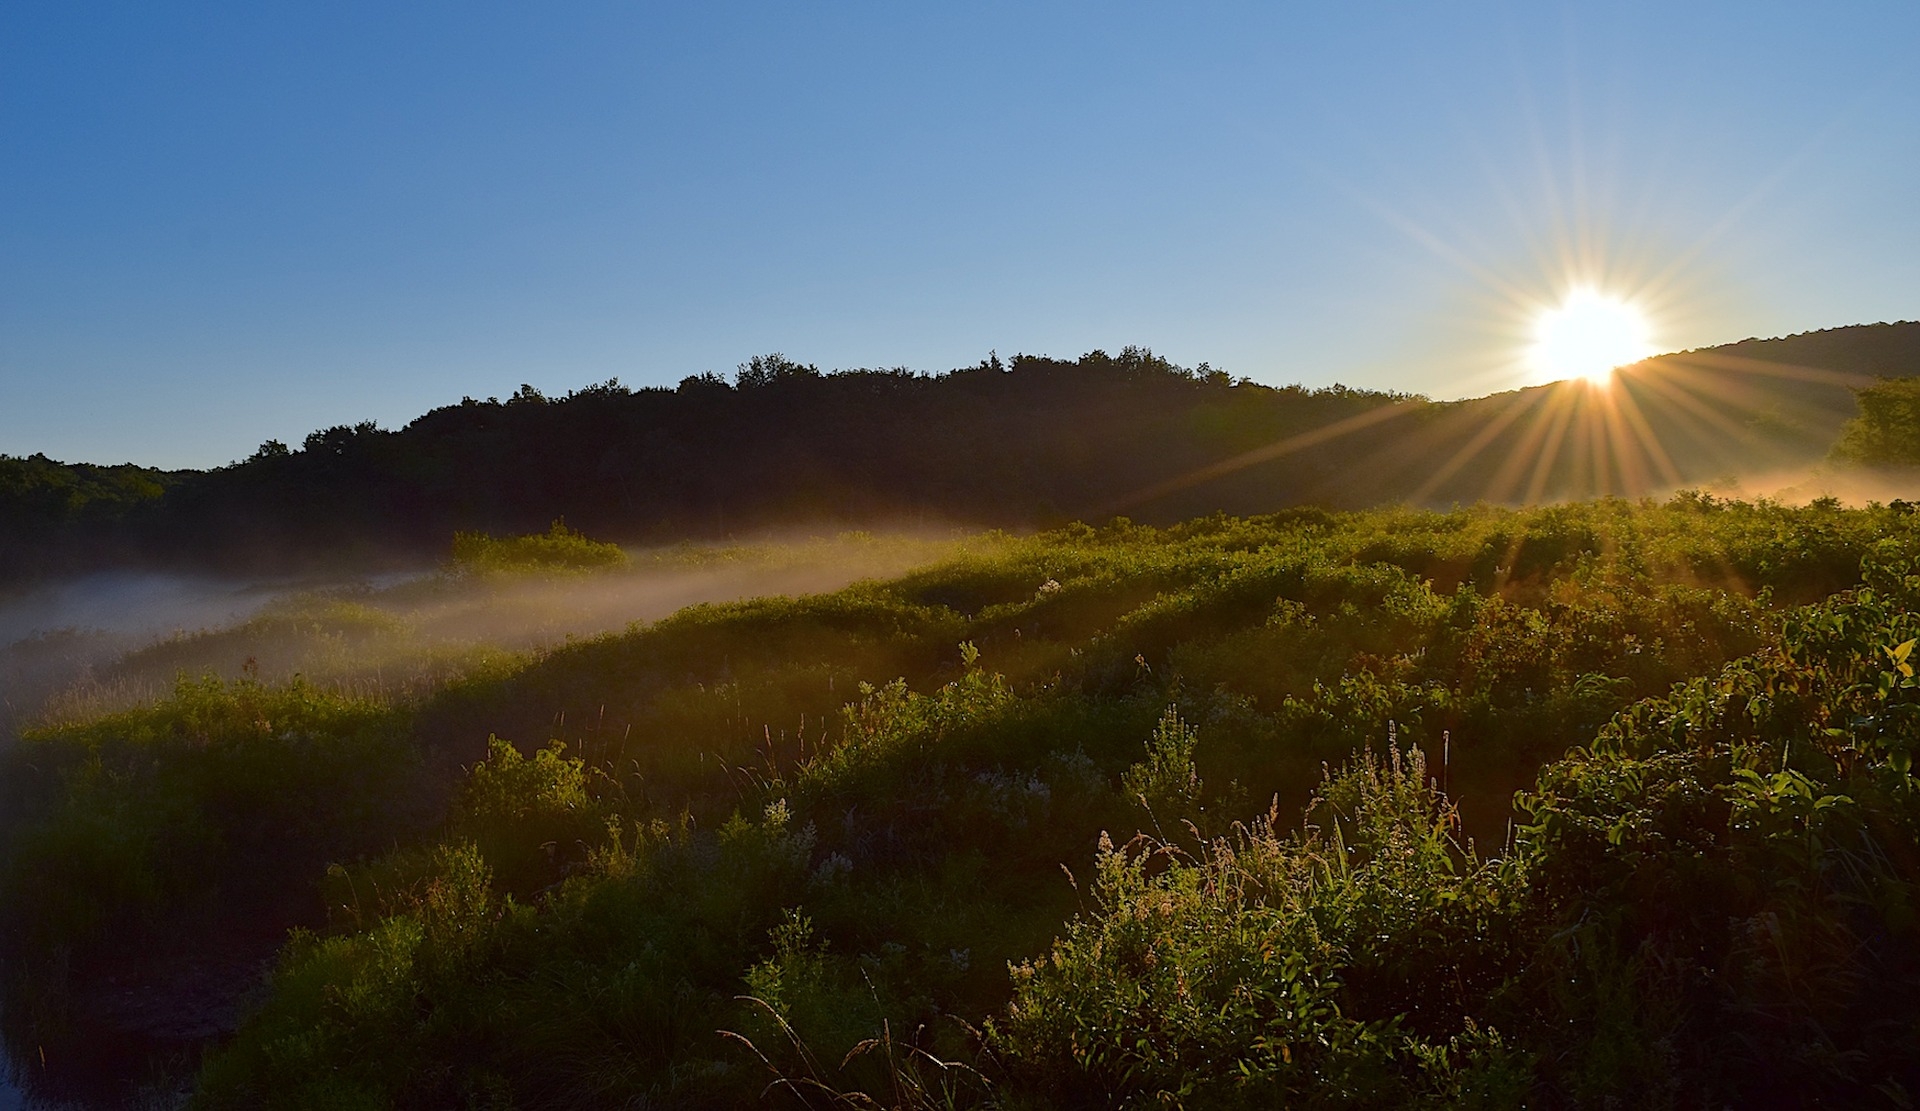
6 495 1920 1106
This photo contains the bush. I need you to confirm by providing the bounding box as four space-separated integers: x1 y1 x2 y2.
454 736 611 896
1509 547 1920 1104
996 747 1531 1109
3 676 417 961
995 544 1920 1107
450 520 630 575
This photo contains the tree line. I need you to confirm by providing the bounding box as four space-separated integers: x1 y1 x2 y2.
5 322 1917 584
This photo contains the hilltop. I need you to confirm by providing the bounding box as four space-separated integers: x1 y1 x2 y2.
4 322 1918 583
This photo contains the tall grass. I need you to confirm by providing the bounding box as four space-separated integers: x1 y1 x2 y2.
5 495 1920 1106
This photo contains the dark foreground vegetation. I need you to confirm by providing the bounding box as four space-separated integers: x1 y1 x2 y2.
6 321 1918 585
6 495 1920 1107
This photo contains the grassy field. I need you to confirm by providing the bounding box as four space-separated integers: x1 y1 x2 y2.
4 496 1919 1107
0 529 969 742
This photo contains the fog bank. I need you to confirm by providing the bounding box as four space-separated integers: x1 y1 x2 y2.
1 534 973 742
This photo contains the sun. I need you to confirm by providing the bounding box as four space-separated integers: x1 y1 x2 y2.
1530 289 1655 386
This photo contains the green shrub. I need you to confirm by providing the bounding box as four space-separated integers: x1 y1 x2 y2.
1120 705 1203 834
454 736 611 896
994 542 1920 1107
450 520 630 575
3 676 416 960
996 747 1531 1109
1508 547 1920 1104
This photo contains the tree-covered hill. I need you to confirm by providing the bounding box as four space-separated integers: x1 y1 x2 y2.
6 322 1918 584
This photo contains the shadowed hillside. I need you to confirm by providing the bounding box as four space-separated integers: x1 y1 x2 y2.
1354 322 1920 506
5 323 1917 584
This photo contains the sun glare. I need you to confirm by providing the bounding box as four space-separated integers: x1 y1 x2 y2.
1531 289 1654 386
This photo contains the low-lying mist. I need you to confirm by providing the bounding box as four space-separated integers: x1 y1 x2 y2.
0 531 976 744
1686 463 1920 507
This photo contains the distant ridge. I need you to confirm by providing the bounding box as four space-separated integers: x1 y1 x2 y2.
1668 321 1920 376
1330 321 1920 510
4 323 1918 582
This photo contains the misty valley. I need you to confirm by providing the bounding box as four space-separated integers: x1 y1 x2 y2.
6 335 1920 1108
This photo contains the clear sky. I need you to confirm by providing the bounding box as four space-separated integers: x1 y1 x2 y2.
3 1 1916 469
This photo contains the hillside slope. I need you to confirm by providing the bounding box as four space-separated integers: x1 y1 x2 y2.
1372 321 1920 506
5 323 1917 582
7 499 1919 1107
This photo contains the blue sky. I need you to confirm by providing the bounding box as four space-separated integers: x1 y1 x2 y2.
3 2 1916 468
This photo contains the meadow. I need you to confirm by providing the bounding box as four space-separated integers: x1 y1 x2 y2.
4 495 1919 1107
